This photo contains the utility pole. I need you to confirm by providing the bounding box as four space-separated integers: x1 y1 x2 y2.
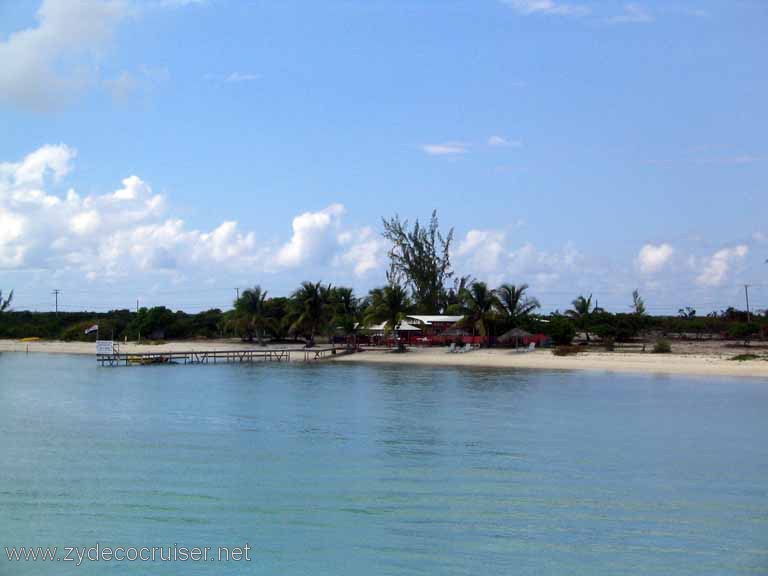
52 289 61 315
744 284 751 323
136 299 139 313
235 287 240 300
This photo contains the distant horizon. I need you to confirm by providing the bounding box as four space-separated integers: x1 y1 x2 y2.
0 280 762 318
1 0 766 314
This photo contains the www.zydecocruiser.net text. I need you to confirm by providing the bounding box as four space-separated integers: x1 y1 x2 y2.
6 543 252 566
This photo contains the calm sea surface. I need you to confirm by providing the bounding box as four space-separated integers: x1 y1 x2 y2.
0 353 766 575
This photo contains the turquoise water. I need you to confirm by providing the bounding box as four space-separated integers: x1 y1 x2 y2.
0 353 767 575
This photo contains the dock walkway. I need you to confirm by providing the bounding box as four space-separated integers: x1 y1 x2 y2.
97 347 351 367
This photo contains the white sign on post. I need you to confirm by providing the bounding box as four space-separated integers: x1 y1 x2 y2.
96 340 115 355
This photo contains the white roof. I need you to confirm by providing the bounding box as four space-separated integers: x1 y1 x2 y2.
364 321 422 332
406 315 464 325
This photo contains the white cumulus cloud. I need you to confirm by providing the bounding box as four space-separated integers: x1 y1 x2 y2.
455 228 583 287
508 241 582 285
607 3 653 24
457 229 507 274
0 145 382 282
0 0 128 111
275 204 346 268
636 243 674 274
487 135 522 147
695 245 749 287
421 142 468 156
502 0 589 17
336 227 387 277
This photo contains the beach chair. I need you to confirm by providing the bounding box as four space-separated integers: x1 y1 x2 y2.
522 342 535 353
461 343 472 353
448 343 456 353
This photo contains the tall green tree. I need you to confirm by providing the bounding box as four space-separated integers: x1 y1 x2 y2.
460 281 498 341
234 286 270 345
330 286 359 345
631 289 646 316
0 289 12 314
444 275 473 315
495 283 540 327
264 296 292 340
382 210 453 313
566 294 600 342
290 281 332 346
364 284 412 338
630 289 649 346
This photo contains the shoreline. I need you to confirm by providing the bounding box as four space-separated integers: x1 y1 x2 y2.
0 339 309 357
332 347 768 379
1 339 767 378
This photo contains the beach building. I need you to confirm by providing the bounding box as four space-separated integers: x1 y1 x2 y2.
356 320 422 347
404 315 464 336
362 321 422 336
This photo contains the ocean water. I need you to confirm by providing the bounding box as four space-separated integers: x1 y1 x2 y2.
0 353 766 575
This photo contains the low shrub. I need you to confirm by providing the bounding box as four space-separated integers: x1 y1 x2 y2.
730 353 760 362
728 322 760 346
547 316 576 346
552 345 582 356
652 339 671 354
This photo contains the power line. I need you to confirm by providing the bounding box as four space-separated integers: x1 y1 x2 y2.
51 289 61 315
745 284 751 322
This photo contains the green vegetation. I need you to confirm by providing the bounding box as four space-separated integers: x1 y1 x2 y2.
652 340 672 354
382 210 453 313
547 316 577 345
730 354 761 362
1 287 766 348
0 289 12 314
287 282 331 346
496 283 540 325
631 289 646 316
566 294 602 342
552 345 582 356
232 286 270 344
459 281 497 338
728 323 760 346
0 214 766 348
364 284 411 338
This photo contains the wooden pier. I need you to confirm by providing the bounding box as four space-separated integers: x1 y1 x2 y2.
97 347 351 367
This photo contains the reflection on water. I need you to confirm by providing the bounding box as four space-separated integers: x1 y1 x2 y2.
0 353 767 575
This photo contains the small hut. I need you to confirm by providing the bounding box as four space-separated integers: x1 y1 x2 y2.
498 327 532 349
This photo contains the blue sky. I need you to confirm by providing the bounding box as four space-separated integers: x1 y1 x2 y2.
0 0 766 314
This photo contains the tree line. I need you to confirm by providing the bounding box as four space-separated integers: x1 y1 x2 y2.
0 213 765 345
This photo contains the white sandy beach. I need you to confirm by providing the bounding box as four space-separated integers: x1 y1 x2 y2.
0 339 308 357
1 339 767 378
333 346 768 379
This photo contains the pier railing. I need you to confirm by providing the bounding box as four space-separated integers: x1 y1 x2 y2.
97 346 353 367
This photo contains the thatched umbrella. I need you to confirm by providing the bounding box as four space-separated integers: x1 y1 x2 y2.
498 327 531 348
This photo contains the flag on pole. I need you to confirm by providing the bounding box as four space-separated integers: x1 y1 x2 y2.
84 324 99 335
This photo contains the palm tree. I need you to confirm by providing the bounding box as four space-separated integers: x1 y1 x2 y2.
495 283 540 326
0 289 12 314
291 281 332 347
444 274 474 315
234 286 269 345
364 284 411 341
566 293 601 342
331 286 359 348
460 281 498 343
